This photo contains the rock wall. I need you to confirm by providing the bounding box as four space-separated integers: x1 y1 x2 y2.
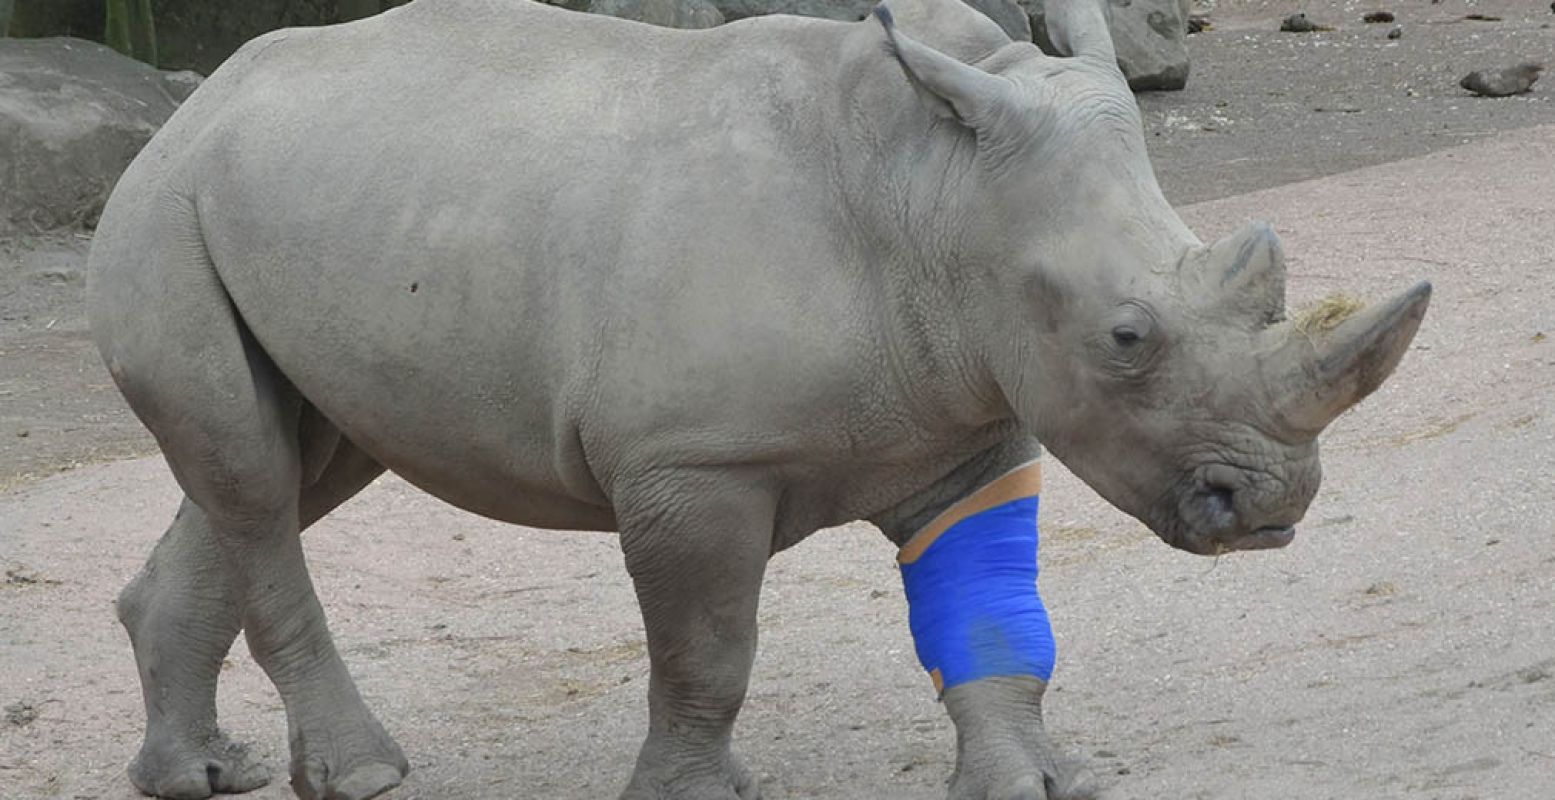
5 0 100 41
7 0 1189 86
152 0 412 74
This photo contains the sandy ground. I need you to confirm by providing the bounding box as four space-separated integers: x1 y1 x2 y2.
4 2 1555 798
1146 0 1555 204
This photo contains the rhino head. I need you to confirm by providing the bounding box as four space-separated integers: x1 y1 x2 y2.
877 1 1430 555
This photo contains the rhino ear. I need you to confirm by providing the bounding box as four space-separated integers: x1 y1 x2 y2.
875 5 1014 125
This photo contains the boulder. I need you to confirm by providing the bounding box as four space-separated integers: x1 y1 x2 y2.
1022 0 1191 91
961 0 1031 42
0 38 199 236
588 0 724 28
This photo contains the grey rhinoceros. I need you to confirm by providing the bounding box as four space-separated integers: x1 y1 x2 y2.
86 0 1430 798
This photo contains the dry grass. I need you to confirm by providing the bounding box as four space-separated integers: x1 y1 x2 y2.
1295 293 1365 336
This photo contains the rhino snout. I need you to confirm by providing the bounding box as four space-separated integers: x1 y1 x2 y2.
1173 463 1311 554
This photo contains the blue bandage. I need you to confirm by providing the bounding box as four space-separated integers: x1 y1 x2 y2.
898 463 1054 693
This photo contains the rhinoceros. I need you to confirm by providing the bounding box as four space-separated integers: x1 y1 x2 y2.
86 0 1430 798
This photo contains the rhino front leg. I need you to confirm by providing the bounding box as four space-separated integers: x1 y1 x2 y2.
944 676 1099 800
890 459 1098 800
616 473 773 800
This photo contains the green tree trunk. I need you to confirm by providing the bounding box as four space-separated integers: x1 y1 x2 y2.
104 0 156 66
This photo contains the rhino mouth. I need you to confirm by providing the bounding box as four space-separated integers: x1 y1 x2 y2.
1164 525 1296 556
1147 458 1313 555
1219 525 1296 552
1153 483 1303 555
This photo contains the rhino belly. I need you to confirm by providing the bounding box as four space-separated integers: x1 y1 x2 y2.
207 225 613 531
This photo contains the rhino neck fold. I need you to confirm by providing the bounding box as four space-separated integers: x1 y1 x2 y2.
828 25 1018 436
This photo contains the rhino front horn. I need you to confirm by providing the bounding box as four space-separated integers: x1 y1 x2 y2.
1269 281 1433 436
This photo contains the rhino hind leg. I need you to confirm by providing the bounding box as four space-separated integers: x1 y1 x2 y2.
96 227 402 798
117 497 270 799
615 472 774 800
116 433 394 799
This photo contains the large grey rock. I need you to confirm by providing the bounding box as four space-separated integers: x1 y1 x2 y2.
961 0 1031 42
1023 0 1191 91
0 38 198 236
588 0 724 28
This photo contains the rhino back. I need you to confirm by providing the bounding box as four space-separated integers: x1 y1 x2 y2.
144 0 942 522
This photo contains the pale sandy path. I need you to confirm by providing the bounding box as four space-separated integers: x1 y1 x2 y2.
3 126 1553 799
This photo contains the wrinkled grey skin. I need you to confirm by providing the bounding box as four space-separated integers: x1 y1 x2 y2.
86 0 1430 798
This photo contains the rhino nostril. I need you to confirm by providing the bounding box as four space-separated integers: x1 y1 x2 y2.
1200 484 1237 529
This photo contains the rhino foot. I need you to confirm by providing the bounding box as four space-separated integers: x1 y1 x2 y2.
620 751 759 800
288 714 409 800
128 729 270 800
293 758 406 800
942 677 1102 800
948 760 1100 800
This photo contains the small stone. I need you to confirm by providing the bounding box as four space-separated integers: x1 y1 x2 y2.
451 532 465 541
1364 581 1399 596
15 430 27 438
1388 25 1402 39
1518 666 1550 684
1280 13 1332 33
1187 15 1211 34
5 701 38 727
1281 13 1314 32
1460 63 1542 97
1362 11 1395 24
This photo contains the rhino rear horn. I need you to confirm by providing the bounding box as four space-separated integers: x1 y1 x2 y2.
1268 282 1433 436
1201 221 1286 325
1043 0 1116 64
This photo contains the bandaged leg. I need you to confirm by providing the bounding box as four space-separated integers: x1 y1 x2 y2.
898 461 1054 695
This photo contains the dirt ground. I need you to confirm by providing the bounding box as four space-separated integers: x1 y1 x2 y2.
3 1 1554 798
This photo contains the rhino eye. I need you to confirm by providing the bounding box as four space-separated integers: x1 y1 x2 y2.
1100 303 1160 374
